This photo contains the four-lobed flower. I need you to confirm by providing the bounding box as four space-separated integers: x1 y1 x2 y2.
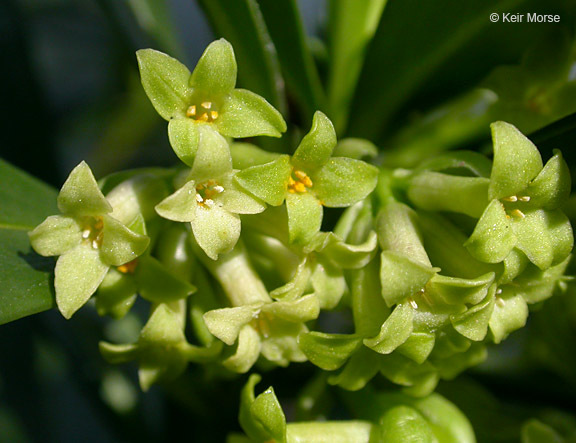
155 129 266 260
235 111 379 244
137 39 286 167
29 162 150 319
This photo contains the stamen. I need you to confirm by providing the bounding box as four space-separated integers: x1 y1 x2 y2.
496 297 505 307
196 194 204 203
496 288 503 295
213 185 224 193
510 209 525 218
201 101 212 109
82 230 91 239
288 170 314 194
518 196 531 202
502 195 518 202
210 111 219 120
118 258 139 274
409 299 418 309
186 105 196 117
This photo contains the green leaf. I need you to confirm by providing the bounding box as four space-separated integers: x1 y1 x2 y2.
489 121 543 200
0 159 59 324
257 0 324 122
57 162 112 216
298 332 363 370
28 215 81 257
348 0 516 138
136 48 192 120
189 39 237 97
286 192 323 244
54 244 109 319
168 119 199 167
234 155 291 206
327 0 387 132
218 89 287 138
313 158 379 208
197 0 285 112
465 200 516 263
364 303 414 354
251 387 287 443
292 112 337 172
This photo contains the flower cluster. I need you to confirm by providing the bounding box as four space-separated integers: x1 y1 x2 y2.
299 121 573 395
29 39 572 398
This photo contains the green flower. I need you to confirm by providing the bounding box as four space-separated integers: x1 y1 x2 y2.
137 39 286 166
235 111 379 244
155 130 265 260
465 121 573 269
100 303 221 391
203 294 319 373
29 162 149 319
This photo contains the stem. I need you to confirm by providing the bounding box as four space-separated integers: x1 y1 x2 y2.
286 421 374 442
191 238 271 306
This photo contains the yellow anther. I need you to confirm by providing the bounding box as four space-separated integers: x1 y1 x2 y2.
510 209 525 218
118 258 139 274
294 170 307 180
502 195 518 202
186 105 196 117
518 196 531 202
293 182 306 193
288 169 313 194
187 101 219 122
196 180 223 207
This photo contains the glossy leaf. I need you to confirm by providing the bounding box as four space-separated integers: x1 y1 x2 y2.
197 0 285 111
0 159 59 324
258 0 324 121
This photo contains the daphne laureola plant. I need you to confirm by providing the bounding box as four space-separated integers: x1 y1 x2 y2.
27 39 573 441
